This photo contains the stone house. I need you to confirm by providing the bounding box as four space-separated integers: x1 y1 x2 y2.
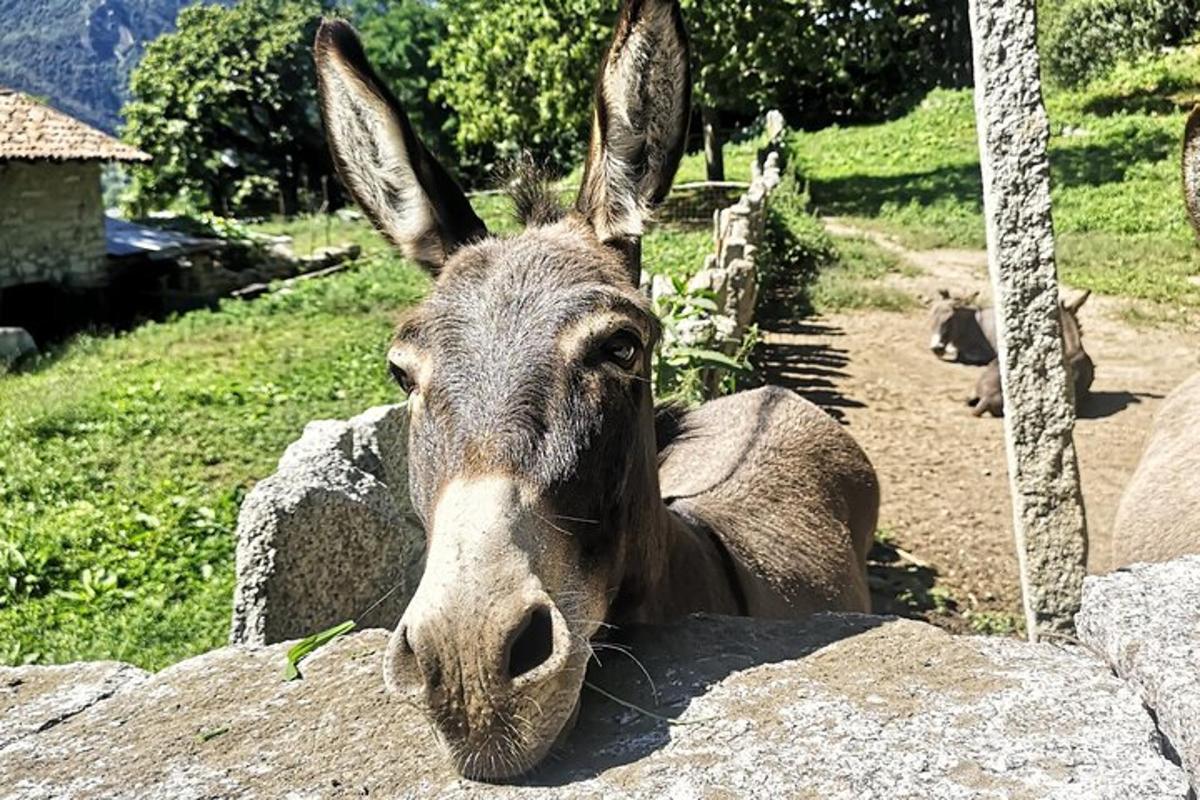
0 87 149 312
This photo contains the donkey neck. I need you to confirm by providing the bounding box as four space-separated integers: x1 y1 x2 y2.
612 494 745 624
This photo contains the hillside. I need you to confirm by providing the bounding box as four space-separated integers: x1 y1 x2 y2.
0 0 224 133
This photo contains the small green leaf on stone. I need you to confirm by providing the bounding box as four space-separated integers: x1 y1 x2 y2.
283 620 356 681
197 726 229 743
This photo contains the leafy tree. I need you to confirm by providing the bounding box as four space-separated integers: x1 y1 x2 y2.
352 0 452 157
431 0 969 180
430 0 614 175
122 0 334 216
1039 0 1200 87
682 0 970 180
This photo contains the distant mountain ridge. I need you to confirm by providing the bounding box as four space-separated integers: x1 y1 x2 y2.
0 0 226 134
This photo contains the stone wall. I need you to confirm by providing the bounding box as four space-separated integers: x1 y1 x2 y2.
648 111 786 392
2 612 1191 797
0 161 108 291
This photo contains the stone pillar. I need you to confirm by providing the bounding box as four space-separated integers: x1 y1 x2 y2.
968 0 1088 639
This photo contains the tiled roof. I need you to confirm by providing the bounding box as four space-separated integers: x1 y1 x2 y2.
0 87 150 162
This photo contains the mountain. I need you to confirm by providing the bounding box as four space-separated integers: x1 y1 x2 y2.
0 0 225 134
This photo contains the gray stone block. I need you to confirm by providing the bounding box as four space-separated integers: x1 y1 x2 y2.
0 661 147 751
0 327 36 371
230 404 425 646
1077 556 1200 795
0 615 1186 798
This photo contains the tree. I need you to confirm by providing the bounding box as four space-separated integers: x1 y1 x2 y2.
682 0 971 180
122 0 334 216
430 0 614 175
352 0 452 158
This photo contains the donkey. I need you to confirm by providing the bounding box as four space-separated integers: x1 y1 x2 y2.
965 291 1093 417
1112 106 1200 566
928 289 996 364
314 2 879 781
1113 372 1200 565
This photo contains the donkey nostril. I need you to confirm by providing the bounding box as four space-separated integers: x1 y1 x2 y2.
396 624 414 656
506 606 554 680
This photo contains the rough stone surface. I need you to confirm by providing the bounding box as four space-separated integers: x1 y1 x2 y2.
1077 556 1200 795
0 661 147 751
0 615 1186 798
0 161 108 290
0 327 36 371
229 404 424 646
968 0 1088 636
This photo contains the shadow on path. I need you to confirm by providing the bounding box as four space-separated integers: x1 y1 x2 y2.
755 319 866 422
1077 390 1163 421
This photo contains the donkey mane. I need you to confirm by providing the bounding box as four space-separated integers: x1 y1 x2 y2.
498 156 568 227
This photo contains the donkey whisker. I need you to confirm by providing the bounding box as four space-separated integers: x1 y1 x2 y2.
591 642 659 702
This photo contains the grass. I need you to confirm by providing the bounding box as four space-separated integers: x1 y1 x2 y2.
810 237 919 313
789 46 1200 318
0 142 749 670
758 172 919 317
0 253 429 669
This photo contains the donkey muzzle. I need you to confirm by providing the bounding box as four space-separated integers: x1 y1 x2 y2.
382 476 589 779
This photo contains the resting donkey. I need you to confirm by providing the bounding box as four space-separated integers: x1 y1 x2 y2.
928 289 996 365
966 291 1094 417
314 1 879 781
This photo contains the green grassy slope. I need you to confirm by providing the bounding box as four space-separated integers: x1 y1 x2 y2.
0 253 428 668
789 47 1200 317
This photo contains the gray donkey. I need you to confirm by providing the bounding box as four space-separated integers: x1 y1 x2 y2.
966 291 1094 417
929 289 996 364
1112 106 1200 566
314 1 879 781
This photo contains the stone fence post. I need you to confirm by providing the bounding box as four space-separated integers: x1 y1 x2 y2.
968 0 1088 639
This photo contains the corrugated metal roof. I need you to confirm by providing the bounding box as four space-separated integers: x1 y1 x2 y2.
0 88 150 163
105 215 221 259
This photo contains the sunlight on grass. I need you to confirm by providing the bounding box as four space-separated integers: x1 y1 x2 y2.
0 254 428 669
789 48 1200 317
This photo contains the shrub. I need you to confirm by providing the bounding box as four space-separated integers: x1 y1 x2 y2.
1041 0 1200 87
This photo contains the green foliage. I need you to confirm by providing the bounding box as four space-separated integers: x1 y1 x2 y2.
788 49 1200 316
121 0 333 216
431 0 613 173
352 0 453 158
0 253 428 669
651 279 756 406
283 619 355 680
1040 0 1200 88
682 0 971 128
428 0 970 176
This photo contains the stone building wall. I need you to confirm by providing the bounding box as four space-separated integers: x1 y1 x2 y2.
0 160 108 290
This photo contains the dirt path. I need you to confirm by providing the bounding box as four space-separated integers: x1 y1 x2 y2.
759 219 1200 631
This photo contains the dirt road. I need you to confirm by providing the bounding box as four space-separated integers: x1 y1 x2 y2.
760 221 1200 631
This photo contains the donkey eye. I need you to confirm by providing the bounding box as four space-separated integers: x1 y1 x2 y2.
389 361 416 394
602 332 641 370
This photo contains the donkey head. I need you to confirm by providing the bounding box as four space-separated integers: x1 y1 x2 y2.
928 288 981 357
315 0 689 780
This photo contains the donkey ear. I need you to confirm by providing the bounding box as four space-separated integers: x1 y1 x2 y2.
314 19 485 273
576 0 690 272
1183 105 1200 240
1064 289 1091 313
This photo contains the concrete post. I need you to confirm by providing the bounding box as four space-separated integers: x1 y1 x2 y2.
968 0 1088 639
